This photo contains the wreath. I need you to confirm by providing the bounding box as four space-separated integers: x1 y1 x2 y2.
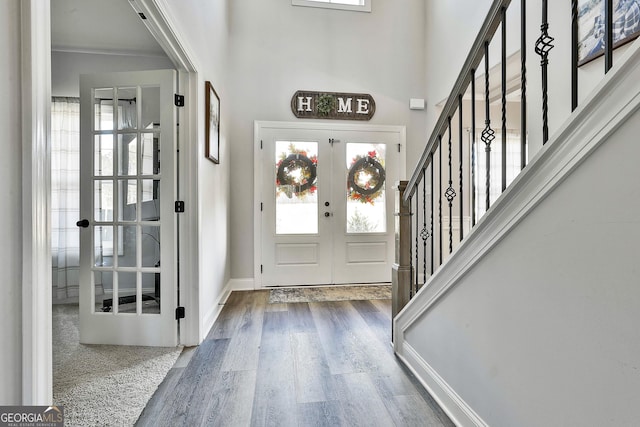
347 150 386 205
276 144 318 199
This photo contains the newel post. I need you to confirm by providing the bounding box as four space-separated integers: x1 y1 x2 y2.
392 181 411 325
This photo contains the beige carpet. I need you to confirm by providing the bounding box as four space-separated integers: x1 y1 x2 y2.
269 283 392 304
52 305 182 427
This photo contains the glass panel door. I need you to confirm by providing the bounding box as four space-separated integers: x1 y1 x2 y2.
259 125 401 286
79 70 177 346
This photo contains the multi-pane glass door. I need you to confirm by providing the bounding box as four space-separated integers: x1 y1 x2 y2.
260 126 401 286
79 70 177 346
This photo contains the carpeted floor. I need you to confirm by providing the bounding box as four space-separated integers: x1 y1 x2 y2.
52 305 182 427
268 283 391 304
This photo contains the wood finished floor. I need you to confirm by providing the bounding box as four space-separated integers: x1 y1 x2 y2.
136 291 453 427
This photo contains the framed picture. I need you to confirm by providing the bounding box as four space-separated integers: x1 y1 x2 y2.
578 0 640 65
205 81 220 163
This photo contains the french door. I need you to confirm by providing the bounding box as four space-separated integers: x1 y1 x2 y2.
78 70 178 346
258 123 403 286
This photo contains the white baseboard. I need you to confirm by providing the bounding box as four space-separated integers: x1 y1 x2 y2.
227 278 256 291
397 342 488 427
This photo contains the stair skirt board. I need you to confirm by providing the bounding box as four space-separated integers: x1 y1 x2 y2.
396 341 489 427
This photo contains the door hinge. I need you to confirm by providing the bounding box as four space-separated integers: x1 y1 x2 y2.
175 201 185 213
138 12 147 20
398 143 401 152
174 94 185 107
260 140 263 149
260 202 263 212
175 306 185 320
261 265 263 274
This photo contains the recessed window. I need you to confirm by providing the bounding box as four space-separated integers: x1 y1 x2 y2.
292 0 371 13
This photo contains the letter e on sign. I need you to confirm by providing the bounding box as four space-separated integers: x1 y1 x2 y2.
356 98 370 114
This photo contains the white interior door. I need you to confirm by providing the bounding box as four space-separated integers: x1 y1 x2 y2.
259 124 402 286
78 70 178 346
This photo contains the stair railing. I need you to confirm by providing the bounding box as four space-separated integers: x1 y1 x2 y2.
393 0 619 313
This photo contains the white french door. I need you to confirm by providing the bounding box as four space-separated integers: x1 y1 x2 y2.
78 70 178 346
257 123 404 286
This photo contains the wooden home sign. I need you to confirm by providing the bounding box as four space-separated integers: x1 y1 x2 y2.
291 90 376 121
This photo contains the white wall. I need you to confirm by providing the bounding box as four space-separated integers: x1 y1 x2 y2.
227 0 426 280
157 0 232 339
51 51 173 96
0 0 24 404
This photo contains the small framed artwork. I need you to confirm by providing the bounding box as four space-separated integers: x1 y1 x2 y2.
578 0 640 65
205 81 220 163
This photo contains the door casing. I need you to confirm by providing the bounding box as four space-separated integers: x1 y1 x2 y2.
253 120 406 288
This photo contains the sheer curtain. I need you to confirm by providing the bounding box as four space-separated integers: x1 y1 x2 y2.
51 97 80 300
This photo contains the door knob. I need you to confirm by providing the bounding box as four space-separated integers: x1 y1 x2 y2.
76 219 90 228
325 201 330 207
324 212 331 217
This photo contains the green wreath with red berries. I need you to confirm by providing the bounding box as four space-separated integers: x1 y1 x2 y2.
276 144 318 199
347 150 385 205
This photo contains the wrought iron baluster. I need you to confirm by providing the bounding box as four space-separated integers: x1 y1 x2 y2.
408 196 413 298
481 41 495 212
458 94 464 242
446 117 456 255
471 68 477 227
421 169 428 288
415 186 419 295
571 0 578 111
501 6 508 192
521 0 528 169
430 158 434 275
605 0 613 73
535 0 554 145
438 137 443 266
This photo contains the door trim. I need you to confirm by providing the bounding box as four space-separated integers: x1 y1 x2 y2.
23 0 200 403
22 0 53 405
253 120 406 288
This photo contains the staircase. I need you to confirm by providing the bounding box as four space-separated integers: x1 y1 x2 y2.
392 1 640 425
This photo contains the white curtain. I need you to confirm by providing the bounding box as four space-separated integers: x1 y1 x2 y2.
52 97 80 300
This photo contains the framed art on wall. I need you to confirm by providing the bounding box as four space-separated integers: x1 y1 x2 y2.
578 0 640 65
205 81 220 163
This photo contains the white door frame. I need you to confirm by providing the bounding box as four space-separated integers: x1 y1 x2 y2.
253 120 406 288
22 0 200 403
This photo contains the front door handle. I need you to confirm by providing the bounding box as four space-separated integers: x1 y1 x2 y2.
324 212 333 217
76 219 90 228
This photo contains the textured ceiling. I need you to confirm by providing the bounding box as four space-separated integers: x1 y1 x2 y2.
51 0 166 56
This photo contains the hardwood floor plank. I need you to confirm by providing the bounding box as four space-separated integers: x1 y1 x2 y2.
291 332 339 403
145 338 229 426
251 311 298 427
370 299 393 320
288 302 316 333
220 291 267 372
297 401 347 427
335 372 396 427
308 302 369 375
384 394 456 427
135 367 184 427
199 369 257 427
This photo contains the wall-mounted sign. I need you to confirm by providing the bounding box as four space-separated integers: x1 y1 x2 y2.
291 90 376 121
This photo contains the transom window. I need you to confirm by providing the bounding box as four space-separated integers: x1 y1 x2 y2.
292 0 371 13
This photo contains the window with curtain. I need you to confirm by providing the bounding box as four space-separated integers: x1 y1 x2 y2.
472 129 527 220
51 97 80 300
